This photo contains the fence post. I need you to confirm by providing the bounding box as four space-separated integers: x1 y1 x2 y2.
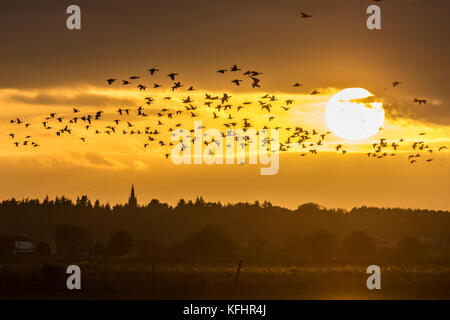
234 260 243 284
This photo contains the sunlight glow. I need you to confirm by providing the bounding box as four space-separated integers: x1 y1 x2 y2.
325 88 384 141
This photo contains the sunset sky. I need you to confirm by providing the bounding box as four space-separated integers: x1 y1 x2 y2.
0 0 449 210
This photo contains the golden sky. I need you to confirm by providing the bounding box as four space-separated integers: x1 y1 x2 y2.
0 0 449 209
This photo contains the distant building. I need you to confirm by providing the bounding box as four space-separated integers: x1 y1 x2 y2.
13 234 34 254
128 184 138 208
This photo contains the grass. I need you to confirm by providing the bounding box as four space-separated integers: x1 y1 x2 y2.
0 261 449 299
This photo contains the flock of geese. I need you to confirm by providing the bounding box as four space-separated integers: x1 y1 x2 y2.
5 10 446 165
7 64 446 165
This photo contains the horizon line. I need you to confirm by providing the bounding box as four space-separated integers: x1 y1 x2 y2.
2 194 449 213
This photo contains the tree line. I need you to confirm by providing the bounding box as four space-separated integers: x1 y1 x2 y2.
0 196 449 262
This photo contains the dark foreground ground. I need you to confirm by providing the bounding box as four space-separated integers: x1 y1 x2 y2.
0 260 449 299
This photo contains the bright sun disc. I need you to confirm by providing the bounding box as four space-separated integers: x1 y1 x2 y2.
325 88 384 141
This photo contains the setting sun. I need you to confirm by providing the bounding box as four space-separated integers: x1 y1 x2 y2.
325 88 384 141
0 1 449 305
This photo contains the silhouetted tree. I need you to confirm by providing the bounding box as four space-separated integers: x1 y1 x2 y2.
107 230 133 256
181 225 236 260
302 230 337 261
297 202 323 214
0 236 14 257
342 230 375 258
242 238 282 261
35 241 51 256
396 237 425 262
76 195 92 209
92 242 107 256
94 200 101 210
0 195 449 263
54 224 91 255
195 196 205 206
176 199 186 208
284 234 305 260
135 239 165 259
262 201 272 208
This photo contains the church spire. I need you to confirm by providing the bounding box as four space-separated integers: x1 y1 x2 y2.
128 184 137 208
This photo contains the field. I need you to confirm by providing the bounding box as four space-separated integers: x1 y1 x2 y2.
0 260 449 299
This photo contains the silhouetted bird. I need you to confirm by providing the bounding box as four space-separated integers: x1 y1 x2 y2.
413 98 427 105
148 68 159 75
168 73 179 81
301 12 312 18
250 77 261 88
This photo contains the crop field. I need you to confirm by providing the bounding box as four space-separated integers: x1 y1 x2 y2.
0 261 449 299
